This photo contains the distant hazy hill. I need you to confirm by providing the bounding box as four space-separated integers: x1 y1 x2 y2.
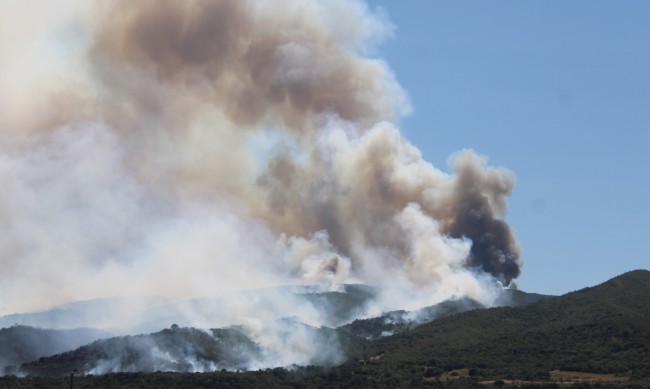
1 284 544 337
296 284 379 327
0 326 110 374
0 297 171 333
0 285 379 334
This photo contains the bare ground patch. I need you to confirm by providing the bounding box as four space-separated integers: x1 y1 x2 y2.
479 370 630 386
549 369 629 383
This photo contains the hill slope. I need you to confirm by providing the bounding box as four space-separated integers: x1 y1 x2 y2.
17 320 349 376
4 271 648 387
18 326 263 376
4 289 554 378
319 269 650 386
0 326 111 374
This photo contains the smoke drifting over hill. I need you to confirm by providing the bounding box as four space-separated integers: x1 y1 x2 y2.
0 0 521 324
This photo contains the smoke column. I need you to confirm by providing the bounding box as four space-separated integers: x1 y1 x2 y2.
0 0 521 318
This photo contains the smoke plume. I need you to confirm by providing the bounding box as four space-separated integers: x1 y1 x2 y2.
0 0 521 330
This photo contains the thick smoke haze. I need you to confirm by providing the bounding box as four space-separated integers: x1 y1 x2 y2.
0 0 521 330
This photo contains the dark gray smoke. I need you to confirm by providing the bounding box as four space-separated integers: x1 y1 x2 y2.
440 152 521 285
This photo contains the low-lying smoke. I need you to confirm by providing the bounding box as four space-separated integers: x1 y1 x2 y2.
0 0 522 367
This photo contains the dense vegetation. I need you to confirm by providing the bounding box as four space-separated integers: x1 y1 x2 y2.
1 270 649 387
329 269 650 386
338 297 486 340
17 326 262 376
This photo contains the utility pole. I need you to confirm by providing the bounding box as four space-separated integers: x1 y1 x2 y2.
69 372 74 389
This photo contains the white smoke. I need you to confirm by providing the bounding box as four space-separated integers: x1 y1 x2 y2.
0 0 522 372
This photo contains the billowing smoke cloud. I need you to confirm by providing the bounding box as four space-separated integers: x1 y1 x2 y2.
0 0 521 336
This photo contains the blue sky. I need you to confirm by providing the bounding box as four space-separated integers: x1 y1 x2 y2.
368 1 650 295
